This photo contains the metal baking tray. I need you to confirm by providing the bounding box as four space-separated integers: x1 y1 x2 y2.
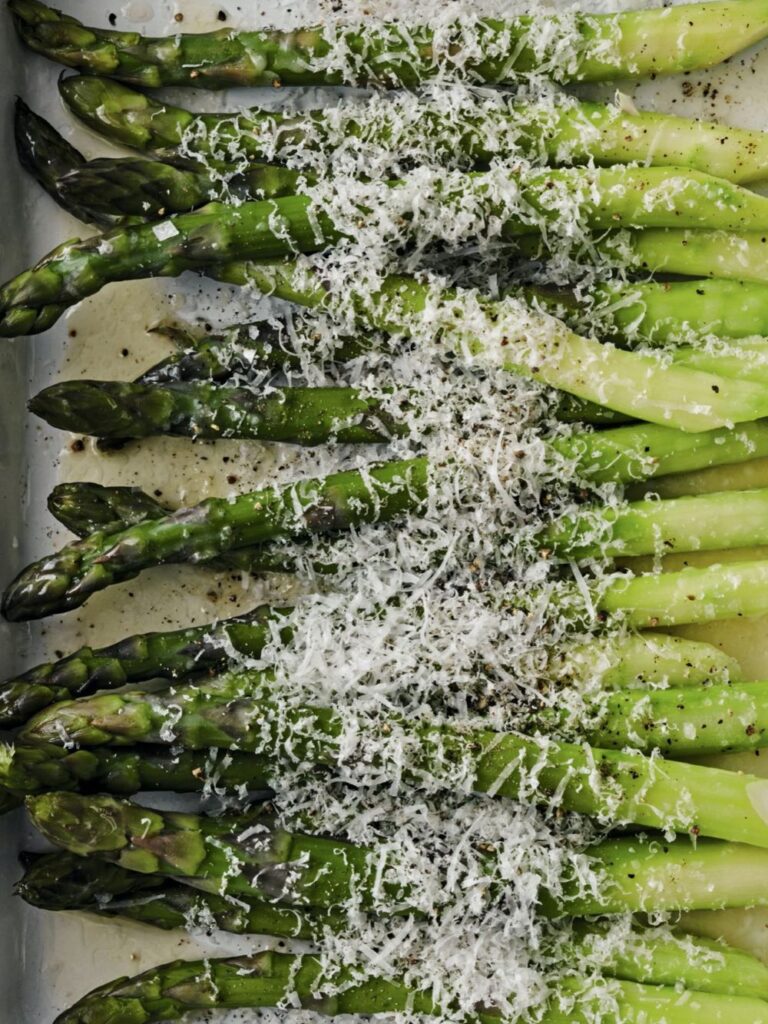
4 1 768 1019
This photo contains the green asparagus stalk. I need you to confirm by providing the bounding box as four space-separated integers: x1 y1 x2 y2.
14 0 768 87
23 680 768 846
535 280 768 345
523 228 768 285
16 851 328 939
221 260 768 433
49 952 768 1024
25 792 768 918
49 481 170 535
551 419 768 485
9 438 768 621
30 379 404 444
16 102 306 221
58 75 768 186
139 318 371 385
561 836 768 915
673 339 768 385
59 157 303 221
556 633 741 690
12 98 108 227
26 793 410 911
583 681 768 757
625 229 768 283
542 487 768 560
27 368 765 443
21 847 768 1004
1 458 428 621
600 559 768 629
573 923 768 1001
0 741 274 799
47 480 336 580
16 850 339 940
0 602 289 728
47 949 511 1024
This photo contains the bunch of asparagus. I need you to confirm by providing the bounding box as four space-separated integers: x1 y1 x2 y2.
9 2 768 1023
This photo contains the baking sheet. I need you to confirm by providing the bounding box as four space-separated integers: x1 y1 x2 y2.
4 0 768 1019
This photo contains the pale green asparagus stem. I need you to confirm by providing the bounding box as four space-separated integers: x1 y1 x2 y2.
556 633 741 689
599 559 768 628
562 837 768 915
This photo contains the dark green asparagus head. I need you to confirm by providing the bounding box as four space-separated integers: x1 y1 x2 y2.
16 849 164 911
26 792 210 876
21 691 158 747
48 482 168 537
14 97 83 187
30 380 179 440
0 740 112 793
52 953 278 1024
58 75 193 152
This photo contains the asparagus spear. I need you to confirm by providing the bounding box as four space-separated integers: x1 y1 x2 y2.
14 674 768 799
9 441 768 621
0 603 290 728
14 0 768 87
12 98 107 227
62 155 303 221
584 681 768 757
51 952 768 1024
30 379 404 444
221 260 768 433
26 793 768 920
27 365 766 442
23 682 768 845
26 793 410 911
47 480 336 581
139 318 371 385
1 458 428 621
562 836 768 915
17 101 307 221
50 949 518 1024
557 634 742 690
16 850 338 940
22 847 768 1005
0 741 275 800
542 487 768 560
49 481 170 536
600 559 768 629
522 228 768 285
58 75 768 186
536 280 768 345
572 923 768 1001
